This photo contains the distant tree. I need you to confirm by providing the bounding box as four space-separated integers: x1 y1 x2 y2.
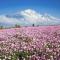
0 26 3 29
32 24 34 27
15 24 21 28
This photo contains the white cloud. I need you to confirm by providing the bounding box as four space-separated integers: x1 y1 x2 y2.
0 9 60 26
20 9 60 25
0 15 21 25
20 9 43 24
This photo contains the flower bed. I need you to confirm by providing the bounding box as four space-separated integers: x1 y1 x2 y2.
0 26 60 60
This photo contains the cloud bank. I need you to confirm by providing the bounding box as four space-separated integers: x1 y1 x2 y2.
0 9 60 26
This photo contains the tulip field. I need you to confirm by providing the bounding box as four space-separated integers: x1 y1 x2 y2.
0 26 60 60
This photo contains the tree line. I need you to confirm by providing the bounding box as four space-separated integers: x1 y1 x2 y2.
0 24 39 29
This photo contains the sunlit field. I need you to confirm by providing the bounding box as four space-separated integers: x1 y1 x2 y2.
0 26 60 60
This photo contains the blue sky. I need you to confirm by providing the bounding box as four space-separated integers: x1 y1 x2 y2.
0 0 60 26
0 0 60 16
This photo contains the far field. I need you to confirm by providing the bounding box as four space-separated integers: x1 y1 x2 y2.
0 26 60 60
